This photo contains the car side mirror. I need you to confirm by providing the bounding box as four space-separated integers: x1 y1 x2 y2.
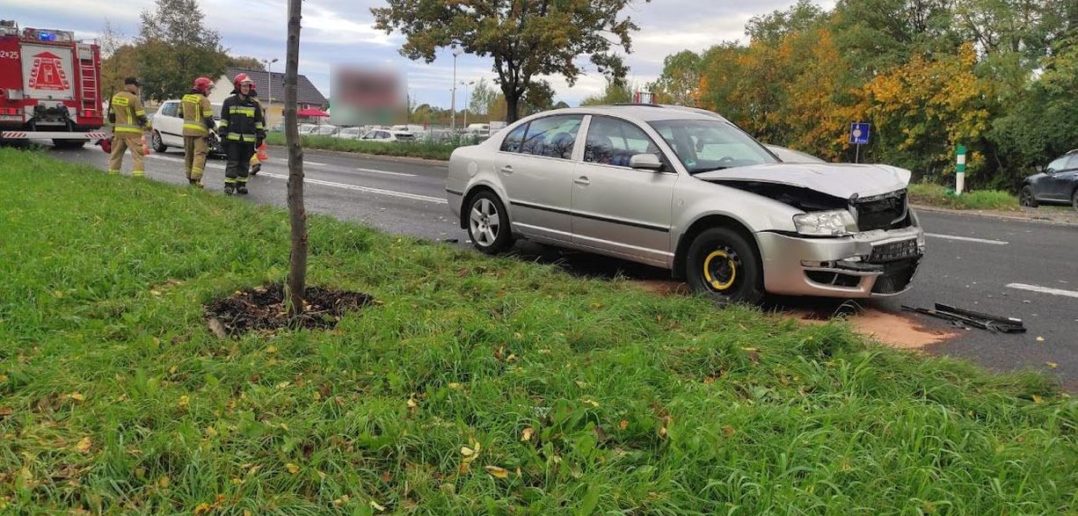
630 153 663 171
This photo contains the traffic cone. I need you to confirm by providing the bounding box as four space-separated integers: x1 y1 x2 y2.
141 134 151 155
256 142 268 162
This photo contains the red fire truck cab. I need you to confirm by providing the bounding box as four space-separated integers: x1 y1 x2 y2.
0 20 107 148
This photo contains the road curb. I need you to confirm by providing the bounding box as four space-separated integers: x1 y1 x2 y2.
911 203 1078 227
267 144 449 167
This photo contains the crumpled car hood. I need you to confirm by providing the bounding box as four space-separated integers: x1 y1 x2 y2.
696 163 912 199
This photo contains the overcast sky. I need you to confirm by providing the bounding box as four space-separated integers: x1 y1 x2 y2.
1 0 835 107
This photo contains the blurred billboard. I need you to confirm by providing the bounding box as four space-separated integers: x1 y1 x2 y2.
330 65 406 126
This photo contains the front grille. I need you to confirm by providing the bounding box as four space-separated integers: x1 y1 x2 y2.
855 190 908 231
868 238 920 263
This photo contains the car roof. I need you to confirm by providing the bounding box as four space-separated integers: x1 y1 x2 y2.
517 104 732 125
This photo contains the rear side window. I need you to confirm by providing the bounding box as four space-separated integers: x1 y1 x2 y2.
1066 154 1078 169
519 115 582 159
500 123 528 153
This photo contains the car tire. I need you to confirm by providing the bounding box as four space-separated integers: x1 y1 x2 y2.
685 227 764 305
1019 185 1038 208
151 130 167 153
466 191 513 254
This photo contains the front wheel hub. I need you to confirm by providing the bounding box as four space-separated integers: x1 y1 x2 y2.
703 249 739 292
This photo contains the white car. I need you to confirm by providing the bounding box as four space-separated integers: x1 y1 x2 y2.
310 125 339 137
361 129 416 142
447 105 924 303
297 123 318 135
150 99 224 155
334 127 364 140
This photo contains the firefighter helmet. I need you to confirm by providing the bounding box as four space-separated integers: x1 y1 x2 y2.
233 73 254 90
193 76 213 94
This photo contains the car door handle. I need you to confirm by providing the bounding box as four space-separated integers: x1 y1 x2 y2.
500 165 513 174
574 176 590 185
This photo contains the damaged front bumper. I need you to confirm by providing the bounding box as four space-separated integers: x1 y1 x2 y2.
757 224 925 298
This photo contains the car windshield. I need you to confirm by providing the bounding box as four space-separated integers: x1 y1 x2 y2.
648 119 777 174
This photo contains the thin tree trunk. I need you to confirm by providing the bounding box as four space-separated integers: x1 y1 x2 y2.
505 93 520 123
285 0 307 316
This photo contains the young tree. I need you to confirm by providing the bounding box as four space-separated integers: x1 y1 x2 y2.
468 79 499 116
136 0 228 101
580 78 633 106
283 0 308 315
372 0 649 122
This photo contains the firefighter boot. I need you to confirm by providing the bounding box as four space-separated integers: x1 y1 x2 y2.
224 183 235 195
236 183 249 195
189 179 204 189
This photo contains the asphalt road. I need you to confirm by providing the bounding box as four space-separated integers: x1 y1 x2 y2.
44 142 1078 390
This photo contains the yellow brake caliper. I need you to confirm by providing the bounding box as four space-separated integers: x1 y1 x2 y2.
703 250 737 291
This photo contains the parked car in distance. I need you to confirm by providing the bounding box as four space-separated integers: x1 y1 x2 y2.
334 126 364 140
150 99 224 156
297 123 318 135
447 105 925 303
1020 149 1078 210
361 129 416 142
391 124 425 134
310 124 338 137
764 144 827 163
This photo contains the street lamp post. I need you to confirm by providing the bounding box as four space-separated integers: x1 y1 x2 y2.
451 45 462 133
460 80 474 129
262 58 279 126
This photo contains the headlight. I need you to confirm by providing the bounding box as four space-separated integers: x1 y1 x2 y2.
792 210 857 236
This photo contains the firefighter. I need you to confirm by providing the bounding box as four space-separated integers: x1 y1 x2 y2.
107 77 151 177
218 73 265 195
181 76 216 188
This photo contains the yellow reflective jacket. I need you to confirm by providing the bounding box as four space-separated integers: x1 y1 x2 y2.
108 91 148 135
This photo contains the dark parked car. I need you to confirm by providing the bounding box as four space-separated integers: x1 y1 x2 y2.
1020 149 1078 210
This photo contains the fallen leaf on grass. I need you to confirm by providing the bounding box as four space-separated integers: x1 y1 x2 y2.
485 466 510 479
619 420 629 430
67 392 85 402
370 500 386 512
158 476 170 488
0 407 12 418
722 426 736 438
194 503 212 515
178 395 190 409
521 427 534 442
1036 336 1045 342
75 436 92 453
1046 362 1058 369
1032 395 1043 404
286 463 300 475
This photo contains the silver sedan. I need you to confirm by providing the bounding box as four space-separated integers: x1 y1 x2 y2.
446 105 925 303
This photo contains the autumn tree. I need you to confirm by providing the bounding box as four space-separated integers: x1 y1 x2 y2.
227 56 266 71
651 50 701 106
137 0 228 101
580 78 633 106
371 0 650 122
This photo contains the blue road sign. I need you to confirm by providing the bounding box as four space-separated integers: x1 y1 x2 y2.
850 122 871 145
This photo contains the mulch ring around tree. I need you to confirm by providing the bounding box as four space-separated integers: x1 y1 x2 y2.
205 283 373 338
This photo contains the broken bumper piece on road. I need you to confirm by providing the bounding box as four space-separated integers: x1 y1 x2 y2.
902 303 1027 334
757 225 925 298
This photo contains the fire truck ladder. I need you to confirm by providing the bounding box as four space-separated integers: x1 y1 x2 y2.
77 44 99 118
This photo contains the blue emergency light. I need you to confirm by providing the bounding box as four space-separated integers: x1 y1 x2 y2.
38 31 56 42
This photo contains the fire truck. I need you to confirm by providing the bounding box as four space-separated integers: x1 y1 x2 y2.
0 20 107 148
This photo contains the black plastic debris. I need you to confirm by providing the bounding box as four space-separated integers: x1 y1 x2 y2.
901 303 1026 334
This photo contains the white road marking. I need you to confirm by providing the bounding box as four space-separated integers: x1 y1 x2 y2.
925 233 1008 246
1006 283 1078 299
306 161 328 166
355 167 416 177
258 172 446 204
147 154 225 169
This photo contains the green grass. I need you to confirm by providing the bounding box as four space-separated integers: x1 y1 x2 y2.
265 133 459 161
1 148 1075 513
908 183 1020 211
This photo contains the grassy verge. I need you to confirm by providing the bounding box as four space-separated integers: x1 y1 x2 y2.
265 132 458 161
908 182 1020 211
1 148 1075 513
